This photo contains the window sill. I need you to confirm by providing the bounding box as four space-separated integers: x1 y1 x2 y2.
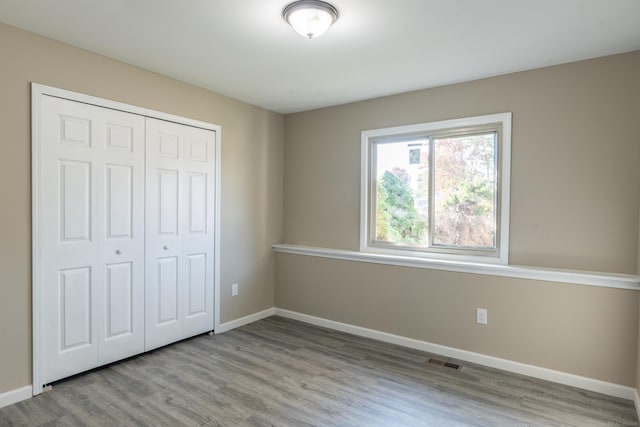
272 244 640 290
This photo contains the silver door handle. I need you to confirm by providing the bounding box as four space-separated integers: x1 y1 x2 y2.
163 246 168 250
115 249 122 255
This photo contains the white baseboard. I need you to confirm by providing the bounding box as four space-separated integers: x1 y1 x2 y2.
274 308 636 401
0 385 32 409
634 389 640 423
215 307 275 334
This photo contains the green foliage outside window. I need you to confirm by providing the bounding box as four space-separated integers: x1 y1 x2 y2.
375 133 496 249
376 170 426 244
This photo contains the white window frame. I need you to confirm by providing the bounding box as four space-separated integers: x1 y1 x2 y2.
360 113 512 265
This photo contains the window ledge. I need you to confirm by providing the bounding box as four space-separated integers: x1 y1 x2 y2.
272 244 640 291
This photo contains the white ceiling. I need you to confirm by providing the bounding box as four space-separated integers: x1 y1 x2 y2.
1 0 639 114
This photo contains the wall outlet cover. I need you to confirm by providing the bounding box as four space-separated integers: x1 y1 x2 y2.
477 308 488 324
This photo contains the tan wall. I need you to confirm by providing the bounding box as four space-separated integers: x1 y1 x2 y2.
0 23 283 393
276 254 638 386
637 205 640 392
637 295 640 391
284 51 640 274
279 52 640 386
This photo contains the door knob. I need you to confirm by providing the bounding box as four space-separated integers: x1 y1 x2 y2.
163 246 168 250
115 249 122 255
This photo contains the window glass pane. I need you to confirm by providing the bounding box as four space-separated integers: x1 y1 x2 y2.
432 133 496 249
374 140 429 246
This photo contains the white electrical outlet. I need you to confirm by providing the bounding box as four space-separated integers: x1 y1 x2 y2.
231 283 239 296
476 308 488 325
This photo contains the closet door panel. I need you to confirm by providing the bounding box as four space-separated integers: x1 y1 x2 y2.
40 96 100 383
39 96 145 383
97 108 145 365
181 126 215 336
145 119 184 350
145 118 214 349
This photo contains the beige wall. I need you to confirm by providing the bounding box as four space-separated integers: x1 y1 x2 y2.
0 23 283 394
637 295 640 391
637 206 640 392
284 51 640 274
279 52 640 386
276 254 638 386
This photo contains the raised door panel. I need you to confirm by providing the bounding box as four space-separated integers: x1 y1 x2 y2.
185 135 208 163
105 165 133 239
158 131 179 158
106 123 134 152
59 160 92 243
42 265 98 382
59 268 92 350
144 253 182 350
188 172 207 234
158 257 179 324
158 169 179 236
185 253 206 318
105 262 133 338
59 115 91 147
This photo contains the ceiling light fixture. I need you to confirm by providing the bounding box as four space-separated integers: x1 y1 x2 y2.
283 0 338 39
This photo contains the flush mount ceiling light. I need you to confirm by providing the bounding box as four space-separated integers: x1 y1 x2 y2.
283 0 339 39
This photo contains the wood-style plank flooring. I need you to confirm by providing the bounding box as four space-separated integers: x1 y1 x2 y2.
1 316 637 426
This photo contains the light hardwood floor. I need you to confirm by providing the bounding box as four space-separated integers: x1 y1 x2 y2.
1 316 637 426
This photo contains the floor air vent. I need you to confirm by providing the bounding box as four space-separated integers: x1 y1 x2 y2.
426 358 461 370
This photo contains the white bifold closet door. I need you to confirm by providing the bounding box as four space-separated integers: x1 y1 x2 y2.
144 118 215 351
39 96 145 384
